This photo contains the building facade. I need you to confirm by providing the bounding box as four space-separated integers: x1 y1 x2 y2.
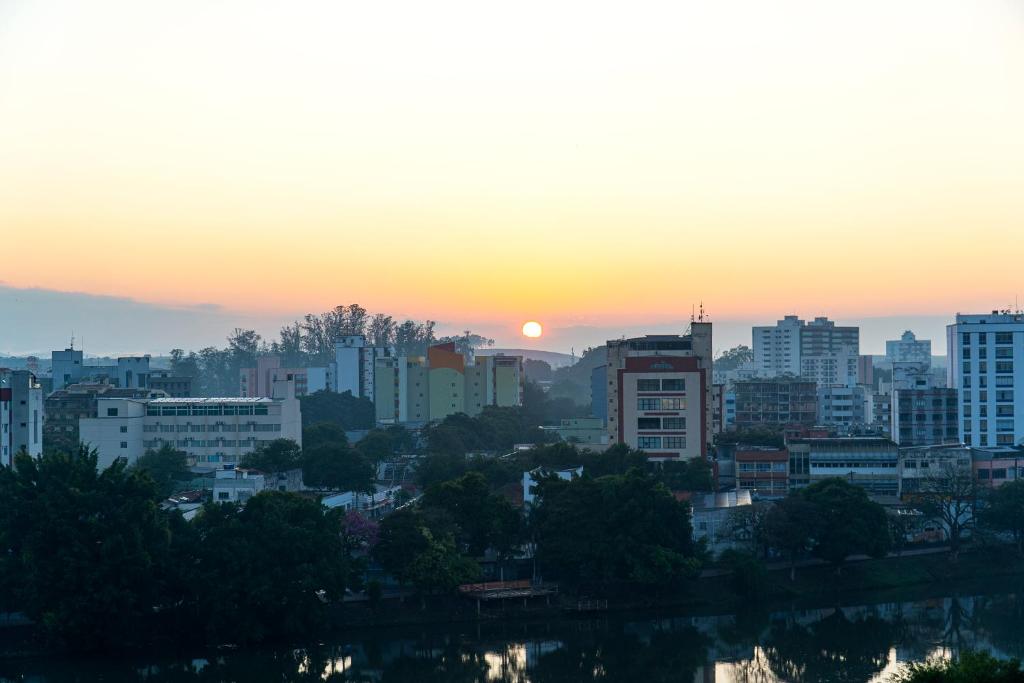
787 437 900 501
735 447 789 499
752 316 803 378
891 388 958 447
887 331 932 365
44 382 168 450
732 378 818 429
374 345 524 424
79 381 302 471
0 370 43 465
605 324 713 461
947 312 1024 448
817 384 873 431
240 355 310 397
148 371 193 398
333 336 389 400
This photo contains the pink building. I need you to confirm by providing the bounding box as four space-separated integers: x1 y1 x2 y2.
972 447 1024 489
240 356 309 398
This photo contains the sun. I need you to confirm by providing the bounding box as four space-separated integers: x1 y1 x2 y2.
522 321 543 338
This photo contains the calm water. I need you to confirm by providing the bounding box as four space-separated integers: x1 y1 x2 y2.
2 590 1023 682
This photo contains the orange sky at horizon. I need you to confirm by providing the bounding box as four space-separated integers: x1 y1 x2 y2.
1 0 1023 329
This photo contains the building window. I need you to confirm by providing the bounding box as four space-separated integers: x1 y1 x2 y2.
107 407 119 417
638 398 659 411
120 441 128 449
663 436 686 449
637 417 661 430
637 436 661 449
637 379 660 392
662 417 686 430
662 379 685 391
120 426 128 433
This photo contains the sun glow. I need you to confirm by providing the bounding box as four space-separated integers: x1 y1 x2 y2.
522 321 543 338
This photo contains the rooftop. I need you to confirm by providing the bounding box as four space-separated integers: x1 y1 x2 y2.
147 397 273 404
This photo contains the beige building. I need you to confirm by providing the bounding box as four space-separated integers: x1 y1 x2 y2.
605 323 714 461
80 380 302 471
374 344 524 424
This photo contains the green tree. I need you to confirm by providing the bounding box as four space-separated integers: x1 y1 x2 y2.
765 495 820 581
421 471 523 556
189 491 354 644
659 457 715 492
583 443 648 478
302 442 374 492
303 421 349 452
374 508 431 585
532 469 699 587
799 478 891 573
405 529 481 599
893 650 1024 682
915 461 978 561
0 447 174 650
356 429 395 464
981 480 1024 554
299 390 375 431
714 345 754 371
240 438 302 473
132 442 189 498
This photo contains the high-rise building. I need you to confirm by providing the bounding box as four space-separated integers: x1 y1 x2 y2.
753 316 859 386
816 384 873 431
752 316 803 377
332 336 389 400
604 323 713 461
373 345 524 425
947 312 1024 448
0 370 43 465
886 330 932 365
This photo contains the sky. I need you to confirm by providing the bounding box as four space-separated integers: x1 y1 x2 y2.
1 1 1023 355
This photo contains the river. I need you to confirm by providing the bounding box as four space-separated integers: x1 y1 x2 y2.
2 589 1023 682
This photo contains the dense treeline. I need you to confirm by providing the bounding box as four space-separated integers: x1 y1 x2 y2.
165 304 497 396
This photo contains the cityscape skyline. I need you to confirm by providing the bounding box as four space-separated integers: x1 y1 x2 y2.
0 281 981 357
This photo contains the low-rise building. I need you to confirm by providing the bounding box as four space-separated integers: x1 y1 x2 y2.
522 466 582 508
212 466 266 504
79 380 302 471
321 484 404 518
735 447 789 499
691 489 752 556
544 417 609 451
971 446 1024 489
787 437 900 501
898 444 972 496
240 355 311 397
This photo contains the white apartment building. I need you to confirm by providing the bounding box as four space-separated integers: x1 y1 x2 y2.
817 384 873 430
948 312 1024 448
886 331 932 366
753 316 803 377
80 380 302 471
332 336 389 400
753 316 860 387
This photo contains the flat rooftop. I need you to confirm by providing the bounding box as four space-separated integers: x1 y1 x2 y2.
147 397 274 403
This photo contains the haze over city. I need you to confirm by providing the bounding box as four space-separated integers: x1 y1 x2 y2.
2 0 1023 356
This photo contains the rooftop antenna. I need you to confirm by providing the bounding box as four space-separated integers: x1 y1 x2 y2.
698 301 707 323
70 332 75 350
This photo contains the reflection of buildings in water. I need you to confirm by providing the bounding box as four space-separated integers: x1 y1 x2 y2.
484 643 527 681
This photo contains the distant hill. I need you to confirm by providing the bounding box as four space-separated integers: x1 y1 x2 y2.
477 348 577 368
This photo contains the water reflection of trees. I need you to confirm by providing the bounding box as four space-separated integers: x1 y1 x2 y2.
4 593 1024 683
760 610 898 683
